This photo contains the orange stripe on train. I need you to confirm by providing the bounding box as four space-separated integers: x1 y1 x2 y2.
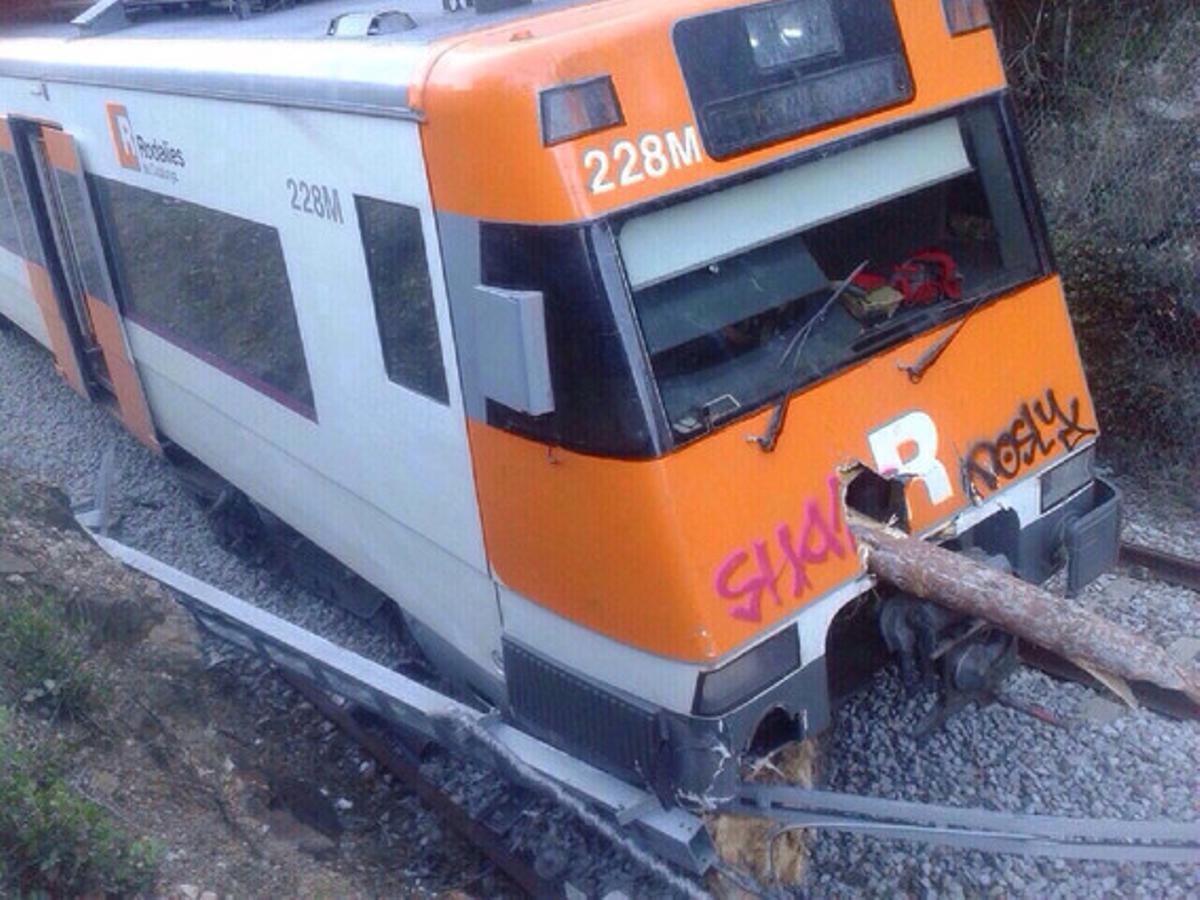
26 261 89 398
85 295 160 452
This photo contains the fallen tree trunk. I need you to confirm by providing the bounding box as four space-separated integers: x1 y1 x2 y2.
852 525 1200 707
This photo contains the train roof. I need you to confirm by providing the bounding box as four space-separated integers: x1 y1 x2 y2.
0 0 601 119
2 0 594 43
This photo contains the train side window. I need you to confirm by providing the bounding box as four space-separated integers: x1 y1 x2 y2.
90 176 316 418
354 195 449 405
0 153 22 256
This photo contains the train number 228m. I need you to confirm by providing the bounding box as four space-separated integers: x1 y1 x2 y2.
287 177 345 224
583 125 703 195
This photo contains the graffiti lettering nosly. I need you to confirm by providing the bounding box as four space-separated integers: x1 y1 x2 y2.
965 389 1096 493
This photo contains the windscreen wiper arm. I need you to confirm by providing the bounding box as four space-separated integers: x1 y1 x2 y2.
898 290 989 383
779 259 870 369
752 259 870 453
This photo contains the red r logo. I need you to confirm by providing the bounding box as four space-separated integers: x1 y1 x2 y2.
106 104 139 171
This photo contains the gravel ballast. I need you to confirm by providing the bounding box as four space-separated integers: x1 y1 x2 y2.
2 323 1197 896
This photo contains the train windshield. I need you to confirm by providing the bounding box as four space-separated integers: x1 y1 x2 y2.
618 102 1047 443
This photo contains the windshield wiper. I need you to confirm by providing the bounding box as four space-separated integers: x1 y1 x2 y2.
897 290 989 383
779 259 870 369
752 259 869 452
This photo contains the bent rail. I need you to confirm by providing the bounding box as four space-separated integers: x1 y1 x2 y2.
731 784 1200 865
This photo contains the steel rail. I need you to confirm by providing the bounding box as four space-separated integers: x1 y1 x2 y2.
1019 643 1200 721
1120 541 1200 593
278 669 559 899
732 785 1200 864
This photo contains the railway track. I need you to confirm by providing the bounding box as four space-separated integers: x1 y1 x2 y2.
1014 540 1200 722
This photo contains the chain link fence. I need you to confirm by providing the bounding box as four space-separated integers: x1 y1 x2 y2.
994 0 1199 492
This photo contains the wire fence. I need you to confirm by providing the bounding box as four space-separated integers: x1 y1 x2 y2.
996 0 1199 492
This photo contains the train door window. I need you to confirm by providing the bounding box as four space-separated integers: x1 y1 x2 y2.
354 195 449 405
90 176 316 418
1 151 42 264
0 156 21 256
53 169 112 305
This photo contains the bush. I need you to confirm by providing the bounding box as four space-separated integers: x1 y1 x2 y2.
997 0 1200 489
0 709 161 896
0 592 98 721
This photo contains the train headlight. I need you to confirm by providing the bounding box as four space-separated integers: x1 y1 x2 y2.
744 0 843 70
539 76 624 146
1041 446 1095 513
694 627 800 717
942 0 992 35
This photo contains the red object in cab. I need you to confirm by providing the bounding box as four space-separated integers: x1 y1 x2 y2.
852 250 963 305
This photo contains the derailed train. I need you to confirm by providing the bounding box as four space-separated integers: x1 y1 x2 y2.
0 0 1120 804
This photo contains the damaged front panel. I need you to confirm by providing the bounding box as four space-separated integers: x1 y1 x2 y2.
503 635 831 808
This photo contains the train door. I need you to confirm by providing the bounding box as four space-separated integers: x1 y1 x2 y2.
2 117 158 450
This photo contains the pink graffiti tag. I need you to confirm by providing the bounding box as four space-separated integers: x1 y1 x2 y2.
714 475 856 623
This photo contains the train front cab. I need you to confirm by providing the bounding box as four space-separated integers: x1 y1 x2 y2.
423 0 1122 804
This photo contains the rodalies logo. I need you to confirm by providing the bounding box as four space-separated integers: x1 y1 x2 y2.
106 103 186 182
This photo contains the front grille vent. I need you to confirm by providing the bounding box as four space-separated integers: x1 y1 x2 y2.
503 639 661 785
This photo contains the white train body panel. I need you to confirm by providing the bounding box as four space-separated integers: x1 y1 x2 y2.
0 243 44 345
0 68 502 681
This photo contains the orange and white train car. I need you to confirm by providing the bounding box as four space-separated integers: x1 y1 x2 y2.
0 0 1119 802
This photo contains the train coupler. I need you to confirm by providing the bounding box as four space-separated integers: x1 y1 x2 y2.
878 549 1019 736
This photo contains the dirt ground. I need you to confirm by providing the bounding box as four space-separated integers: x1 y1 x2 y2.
0 468 486 898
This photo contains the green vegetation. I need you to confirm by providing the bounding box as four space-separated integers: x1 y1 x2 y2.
0 590 161 895
0 590 98 721
0 709 160 897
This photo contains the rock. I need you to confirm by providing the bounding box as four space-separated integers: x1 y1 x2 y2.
1166 636 1200 665
534 847 569 881
177 885 200 900
0 548 34 574
90 769 120 796
299 837 339 863
1100 576 1141 605
268 775 343 839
